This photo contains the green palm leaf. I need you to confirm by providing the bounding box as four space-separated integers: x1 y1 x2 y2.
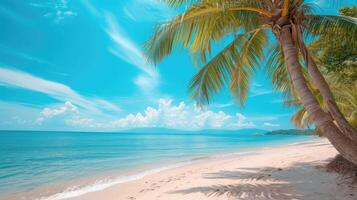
304 15 357 43
161 0 196 8
145 1 272 65
189 28 267 106
230 28 268 106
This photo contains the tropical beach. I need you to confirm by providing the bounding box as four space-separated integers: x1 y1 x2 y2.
2 132 356 200
0 0 357 200
67 139 356 200
2 137 353 200
0 129 315 199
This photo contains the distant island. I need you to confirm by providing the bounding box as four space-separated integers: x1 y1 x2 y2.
122 127 266 134
122 127 315 136
264 129 316 136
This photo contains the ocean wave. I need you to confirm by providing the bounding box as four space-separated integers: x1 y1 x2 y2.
39 151 259 200
38 161 192 200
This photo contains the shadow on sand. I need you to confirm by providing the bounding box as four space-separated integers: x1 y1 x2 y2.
170 162 335 200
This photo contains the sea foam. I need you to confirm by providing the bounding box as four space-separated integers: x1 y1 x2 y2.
39 161 191 200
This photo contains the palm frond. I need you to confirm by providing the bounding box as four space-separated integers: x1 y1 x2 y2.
145 1 271 64
291 107 313 129
188 28 267 106
265 43 293 101
161 0 196 8
304 15 357 44
230 28 268 106
162 0 274 9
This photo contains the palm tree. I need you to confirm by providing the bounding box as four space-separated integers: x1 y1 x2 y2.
146 0 357 164
291 73 357 131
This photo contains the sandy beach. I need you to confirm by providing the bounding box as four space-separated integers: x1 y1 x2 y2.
66 139 357 200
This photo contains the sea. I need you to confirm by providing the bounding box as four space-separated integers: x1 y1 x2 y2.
0 129 315 200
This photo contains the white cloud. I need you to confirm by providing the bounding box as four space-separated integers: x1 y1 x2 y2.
73 98 255 130
36 98 254 130
1 98 260 130
68 98 255 130
264 122 281 127
231 113 256 128
37 101 78 123
110 99 188 129
104 13 159 94
42 101 78 117
0 67 120 113
34 101 113 129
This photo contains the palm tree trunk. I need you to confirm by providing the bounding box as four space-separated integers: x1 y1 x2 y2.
305 52 357 141
279 26 357 165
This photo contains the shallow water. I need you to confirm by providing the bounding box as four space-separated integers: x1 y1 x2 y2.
0 130 314 199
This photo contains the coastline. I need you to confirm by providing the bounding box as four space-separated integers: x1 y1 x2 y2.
0 131 314 200
4 138 356 200
67 138 357 200
33 138 356 200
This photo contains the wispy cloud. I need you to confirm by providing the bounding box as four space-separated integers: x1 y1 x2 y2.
79 1 162 96
123 0 173 22
0 5 31 25
0 44 51 65
210 102 234 108
250 114 290 122
264 122 281 127
123 7 137 21
104 13 159 95
30 0 77 23
80 0 100 17
0 67 120 112
250 81 273 97
250 88 273 97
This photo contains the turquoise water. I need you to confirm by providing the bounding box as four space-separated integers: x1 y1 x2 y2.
0 130 313 199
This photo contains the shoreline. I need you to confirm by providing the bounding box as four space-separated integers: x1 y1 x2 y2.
2 136 315 200
5 137 355 200
67 138 356 200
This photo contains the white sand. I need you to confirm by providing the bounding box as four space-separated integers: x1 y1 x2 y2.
68 138 357 200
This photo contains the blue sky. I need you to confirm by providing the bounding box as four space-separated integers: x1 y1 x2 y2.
0 0 355 131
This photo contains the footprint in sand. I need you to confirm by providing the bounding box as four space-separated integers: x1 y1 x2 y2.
139 189 148 193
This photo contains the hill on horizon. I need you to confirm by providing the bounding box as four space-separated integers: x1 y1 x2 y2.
122 127 267 134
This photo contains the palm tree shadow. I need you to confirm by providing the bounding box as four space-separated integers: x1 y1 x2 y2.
170 166 310 200
172 183 300 200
